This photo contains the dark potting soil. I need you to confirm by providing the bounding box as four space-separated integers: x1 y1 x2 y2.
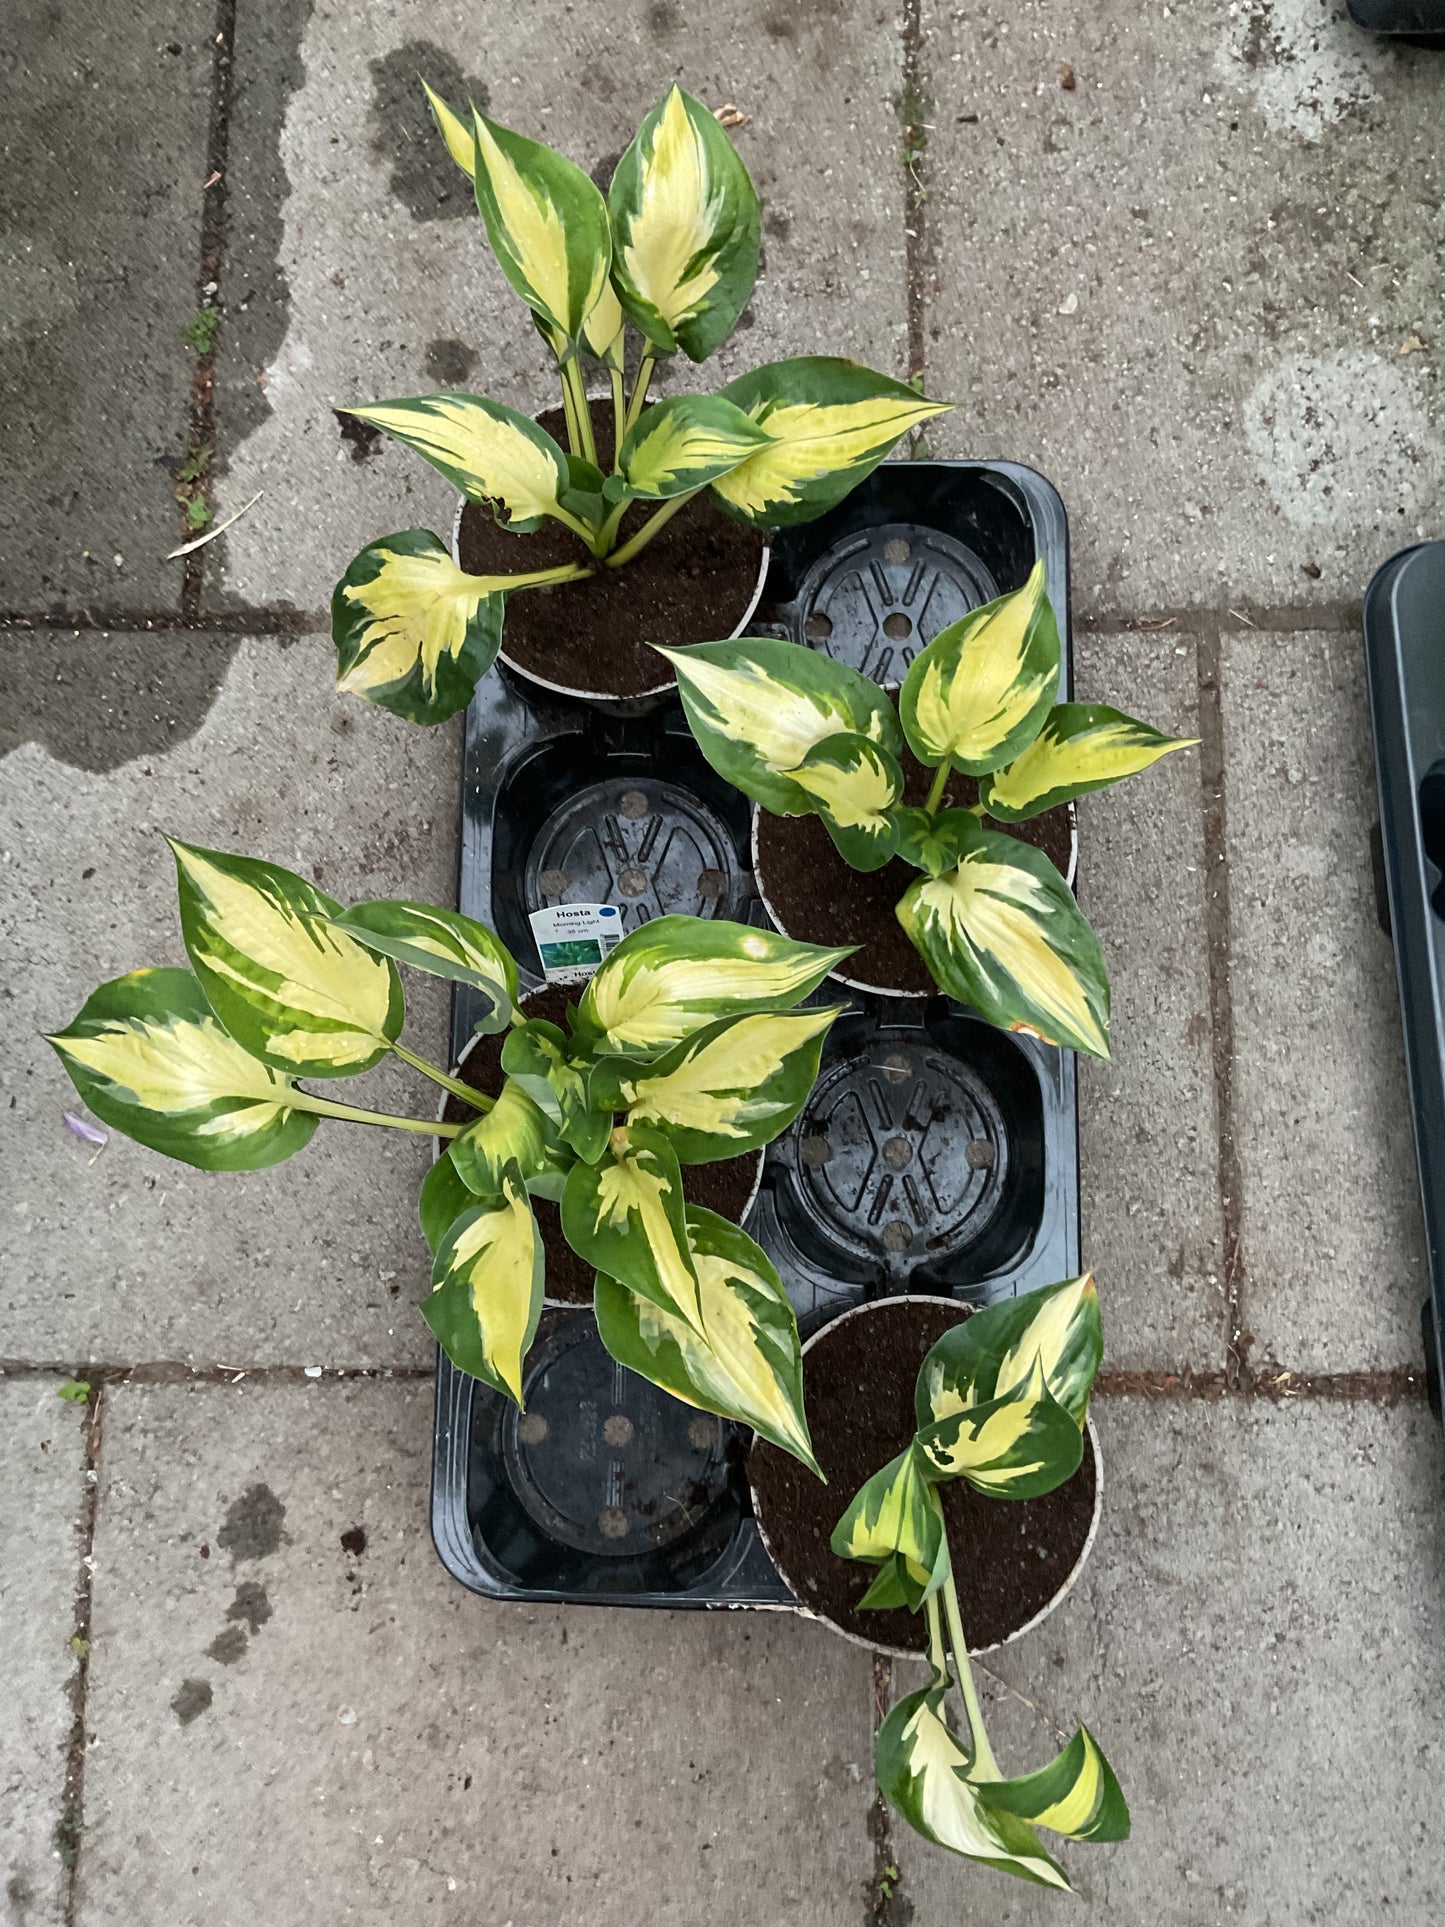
749 1298 1096 1654
755 757 1075 995
441 984 763 1306
456 406 766 699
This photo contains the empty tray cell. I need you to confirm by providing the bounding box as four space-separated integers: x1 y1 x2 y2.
794 523 999 684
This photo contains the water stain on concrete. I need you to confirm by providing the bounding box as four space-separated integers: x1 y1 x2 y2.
1216 0 1386 139
422 337 478 387
206 1625 249 1666
646 0 680 32
217 1482 287 1563
171 1677 213 1726
339 1524 367 1557
370 42 490 222
225 1580 273 1632
334 409 382 461
1 635 240 774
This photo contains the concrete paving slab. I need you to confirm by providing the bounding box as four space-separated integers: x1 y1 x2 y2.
209 0 909 610
0 1379 86 1927
920 0 1445 618
77 1378 872 1927
0 7 213 613
894 1393 1445 1924
1221 630 1426 1373
1 635 458 1369
1074 634 1223 1370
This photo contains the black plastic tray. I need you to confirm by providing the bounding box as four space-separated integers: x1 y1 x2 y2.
431 460 1082 1608
1347 0 1445 45
1363 540 1445 1421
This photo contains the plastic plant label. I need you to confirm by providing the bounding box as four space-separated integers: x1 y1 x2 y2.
528 902 624 983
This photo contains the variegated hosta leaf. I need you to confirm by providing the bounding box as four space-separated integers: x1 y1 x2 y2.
423 1165 543 1405
877 1682 1070 1890
581 277 625 371
332 532 504 726
619 394 771 500
709 358 950 528
593 1206 818 1471
789 731 903 872
423 80 477 178
917 1277 1103 1433
978 1726 1130 1844
654 637 904 818
419 1147 474 1255
502 1019 610 1163
342 394 571 533
890 807 979 880
559 1123 704 1333
900 563 1060 778
915 1355 1084 1499
170 841 402 1079
451 1078 573 1203
830 1443 949 1610
331 900 518 1035
588 1005 841 1163
895 823 1111 1059
608 84 760 362
577 914 853 1055
469 110 611 343
46 968 317 1172
979 702 1197 823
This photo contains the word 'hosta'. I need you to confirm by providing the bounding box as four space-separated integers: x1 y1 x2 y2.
659 566 1195 1056
834 1278 1128 1890
48 841 853 1470
330 81 949 723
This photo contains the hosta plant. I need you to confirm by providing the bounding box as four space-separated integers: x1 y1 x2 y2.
658 566 1195 1056
834 1277 1128 1890
332 81 949 722
47 839 854 1470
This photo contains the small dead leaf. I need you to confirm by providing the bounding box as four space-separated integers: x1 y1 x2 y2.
165 490 263 560
1399 335 1427 356
203 170 223 190
714 102 749 129
1060 64 1076 91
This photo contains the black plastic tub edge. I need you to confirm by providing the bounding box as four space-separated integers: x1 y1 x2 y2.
1362 539 1445 1424
1347 0 1445 47
431 459 1083 1609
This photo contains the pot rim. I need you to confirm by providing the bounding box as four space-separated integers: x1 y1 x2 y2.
433 990 766 1308
750 800 1080 1001
747 1292 1104 1659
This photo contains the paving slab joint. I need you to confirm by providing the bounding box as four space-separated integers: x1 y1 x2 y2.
896 0 929 395
867 1652 912 1926
0 1360 435 1385
57 1381 104 1927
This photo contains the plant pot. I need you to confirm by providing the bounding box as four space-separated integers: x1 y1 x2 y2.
748 1296 1102 1659
451 401 769 713
437 983 764 1310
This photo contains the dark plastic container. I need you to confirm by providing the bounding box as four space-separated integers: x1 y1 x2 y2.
431 461 1083 1608
1347 0 1445 46
1362 540 1445 1422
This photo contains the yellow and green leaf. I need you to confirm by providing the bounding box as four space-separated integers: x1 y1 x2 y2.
502 1018 610 1162
654 637 904 817
423 1165 543 1405
560 1123 704 1332
876 1683 1071 1889
790 730 903 872
979 702 1198 823
577 914 853 1055
469 110 612 342
331 529 589 727
581 277 625 371
917 1277 1104 1433
451 1077 572 1202
419 1147 474 1255
914 1354 1084 1498
331 900 518 1035
891 806 979 880
619 394 771 500
588 1004 841 1163
831 1443 949 1609
170 841 402 1078
341 393 571 532
895 822 1111 1058
978 1726 1130 1844
47 968 317 1172
608 84 760 362
899 563 1060 777
709 358 950 528
422 80 477 178
594 1206 818 1472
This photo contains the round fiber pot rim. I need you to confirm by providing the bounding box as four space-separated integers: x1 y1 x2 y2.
750 801 1080 1001
748 1293 1103 1659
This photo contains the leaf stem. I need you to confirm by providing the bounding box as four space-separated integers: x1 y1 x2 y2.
942 1571 1001 1780
285 1090 463 1137
478 562 593 593
603 488 701 570
624 354 655 436
558 366 582 458
562 357 599 468
593 497 630 558
546 503 607 554
923 761 951 817
609 367 627 472
389 1039 493 1112
924 1590 950 1677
